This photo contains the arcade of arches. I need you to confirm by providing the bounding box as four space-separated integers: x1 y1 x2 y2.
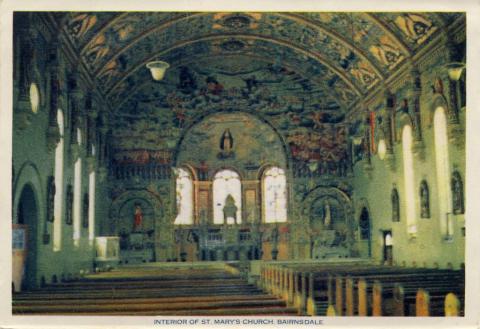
11 12 465 291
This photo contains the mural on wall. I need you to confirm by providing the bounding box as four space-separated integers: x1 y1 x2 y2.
63 11 460 178
56 11 462 115
177 112 287 173
305 191 353 259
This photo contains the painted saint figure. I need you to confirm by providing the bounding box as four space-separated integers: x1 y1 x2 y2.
133 203 143 232
220 128 233 152
218 128 235 159
323 200 332 229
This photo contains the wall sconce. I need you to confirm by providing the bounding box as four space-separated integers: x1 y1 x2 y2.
444 62 465 81
146 61 170 81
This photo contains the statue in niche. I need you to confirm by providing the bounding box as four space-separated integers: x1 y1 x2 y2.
82 193 89 228
223 194 238 224
420 180 430 218
65 184 73 225
218 128 235 159
391 188 400 222
323 200 332 229
132 203 143 232
46 176 55 222
451 172 464 215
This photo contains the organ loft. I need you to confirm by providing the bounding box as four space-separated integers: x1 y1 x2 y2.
8 10 468 318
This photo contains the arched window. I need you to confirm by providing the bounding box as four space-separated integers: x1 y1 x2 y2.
174 168 194 225
263 167 287 223
213 170 241 224
73 128 82 247
88 171 96 243
434 107 453 237
53 109 64 251
402 124 416 236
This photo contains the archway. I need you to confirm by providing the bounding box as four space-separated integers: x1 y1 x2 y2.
302 186 354 259
14 184 39 290
109 190 164 262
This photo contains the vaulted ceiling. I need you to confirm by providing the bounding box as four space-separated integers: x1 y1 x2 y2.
46 12 464 163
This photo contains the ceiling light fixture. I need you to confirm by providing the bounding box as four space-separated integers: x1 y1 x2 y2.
146 61 170 81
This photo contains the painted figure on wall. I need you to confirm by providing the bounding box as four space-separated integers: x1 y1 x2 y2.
394 13 436 44
323 200 332 228
206 76 224 95
218 128 234 159
133 203 143 232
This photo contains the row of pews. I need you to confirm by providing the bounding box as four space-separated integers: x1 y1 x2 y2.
13 265 297 316
258 263 464 316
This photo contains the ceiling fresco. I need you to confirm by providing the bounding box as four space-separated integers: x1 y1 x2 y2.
48 12 464 169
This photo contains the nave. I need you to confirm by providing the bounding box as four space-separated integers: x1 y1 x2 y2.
10 10 467 319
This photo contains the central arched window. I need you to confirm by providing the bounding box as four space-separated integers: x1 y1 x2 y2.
434 107 453 237
174 168 194 225
213 170 242 224
402 124 416 236
263 167 287 223
53 109 64 251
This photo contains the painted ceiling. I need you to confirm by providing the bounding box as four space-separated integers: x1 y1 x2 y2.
49 12 463 166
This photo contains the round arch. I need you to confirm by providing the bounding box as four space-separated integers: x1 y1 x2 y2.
13 161 45 225
173 110 292 170
429 94 450 127
108 190 164 234
14 183 40 290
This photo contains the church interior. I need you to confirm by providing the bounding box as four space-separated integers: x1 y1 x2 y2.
11 11 467 316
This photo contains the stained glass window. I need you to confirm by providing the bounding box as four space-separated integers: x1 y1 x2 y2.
402 125 416 236
434 107 453 237
53 109 64 251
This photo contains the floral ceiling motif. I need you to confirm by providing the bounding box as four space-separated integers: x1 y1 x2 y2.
51 12 463 168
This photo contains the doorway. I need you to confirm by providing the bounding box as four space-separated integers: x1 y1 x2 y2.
15 184 39 290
